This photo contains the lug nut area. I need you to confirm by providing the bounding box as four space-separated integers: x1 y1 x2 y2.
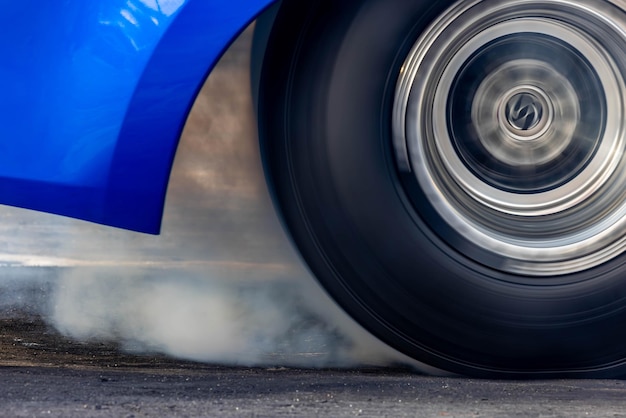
500 88 551 140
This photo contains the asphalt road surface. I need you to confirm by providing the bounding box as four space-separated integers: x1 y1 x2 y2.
2 317 626 418
2 316 626 417
3 23 626 418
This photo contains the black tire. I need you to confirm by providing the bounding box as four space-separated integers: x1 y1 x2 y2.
258 0 626 378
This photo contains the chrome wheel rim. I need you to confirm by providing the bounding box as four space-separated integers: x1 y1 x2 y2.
393 0 626 276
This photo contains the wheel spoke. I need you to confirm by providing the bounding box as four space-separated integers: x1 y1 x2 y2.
394 0 626 276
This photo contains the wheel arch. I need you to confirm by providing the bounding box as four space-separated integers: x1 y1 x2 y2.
0 0 278 234
106 0 280 234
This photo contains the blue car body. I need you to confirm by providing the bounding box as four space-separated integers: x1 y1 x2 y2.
0 0 275 234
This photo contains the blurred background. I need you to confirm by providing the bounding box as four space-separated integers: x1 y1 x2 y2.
0 25 408 369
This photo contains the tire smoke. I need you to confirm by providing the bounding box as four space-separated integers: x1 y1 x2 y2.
0 26 416 370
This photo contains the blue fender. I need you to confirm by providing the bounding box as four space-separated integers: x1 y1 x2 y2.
0 0 276 234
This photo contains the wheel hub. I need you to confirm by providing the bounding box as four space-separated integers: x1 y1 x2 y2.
503 90 546 134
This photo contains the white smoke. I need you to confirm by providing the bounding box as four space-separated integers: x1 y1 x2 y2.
50 265 402 367
0 25 419 370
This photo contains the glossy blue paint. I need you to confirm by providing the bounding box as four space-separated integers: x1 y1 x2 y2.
0 0 275 233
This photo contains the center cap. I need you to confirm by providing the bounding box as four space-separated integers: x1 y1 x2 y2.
505 92 544 131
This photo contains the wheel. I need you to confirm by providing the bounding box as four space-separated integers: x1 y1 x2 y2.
258 0 626 378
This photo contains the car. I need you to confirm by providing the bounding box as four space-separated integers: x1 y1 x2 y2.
6 0 626 378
